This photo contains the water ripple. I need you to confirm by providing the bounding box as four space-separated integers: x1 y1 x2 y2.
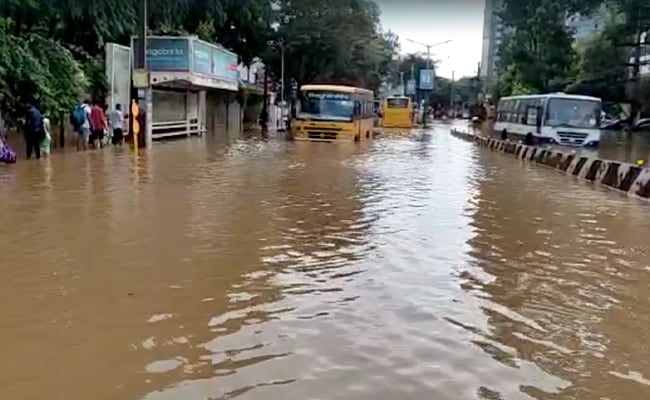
2 127 650 400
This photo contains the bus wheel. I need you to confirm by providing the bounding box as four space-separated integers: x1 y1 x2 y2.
354 134 360 142
366 131 370 139
501 129 508 140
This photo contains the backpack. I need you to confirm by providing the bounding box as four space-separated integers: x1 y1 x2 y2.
71 105 86 127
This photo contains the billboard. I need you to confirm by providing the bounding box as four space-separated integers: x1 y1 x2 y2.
105 43 131 116
193 39 239 81
131 36 239 82
405 79 416 95
192 40 213 75
419 69 435 90
132 36 190 71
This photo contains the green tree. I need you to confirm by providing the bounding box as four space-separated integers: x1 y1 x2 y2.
0 17 87 123
567 18 628 102
0 0 275 121
497 0 576 93
392 54 482 106
265 0 399 92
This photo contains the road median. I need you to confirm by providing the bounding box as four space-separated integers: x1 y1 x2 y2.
451 129 650 201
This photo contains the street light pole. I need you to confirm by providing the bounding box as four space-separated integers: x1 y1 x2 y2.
280 43 285 105
406 38 451 128
133 0 152 149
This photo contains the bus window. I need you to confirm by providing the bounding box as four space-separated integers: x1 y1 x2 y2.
518 99 530 124
386 98 409 108
300 92 355 120
545 98 601 128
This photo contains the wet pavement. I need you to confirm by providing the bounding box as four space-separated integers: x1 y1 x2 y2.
1 124 650 400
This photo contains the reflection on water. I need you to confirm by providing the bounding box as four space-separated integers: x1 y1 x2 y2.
1 125 650 400
597 130 650 163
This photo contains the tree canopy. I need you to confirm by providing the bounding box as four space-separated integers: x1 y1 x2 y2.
494 0 650 106
496 0 577 94
263 0 399 94
390 54 482 107
1 0 399 122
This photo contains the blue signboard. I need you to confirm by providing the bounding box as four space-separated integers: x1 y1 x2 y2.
192 41 213 75
405 79 416 95
419 69 435 90
144 37 190 71
132 36 239 81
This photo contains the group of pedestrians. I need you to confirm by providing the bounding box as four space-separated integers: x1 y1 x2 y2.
0 98 126 164
70 100 125 151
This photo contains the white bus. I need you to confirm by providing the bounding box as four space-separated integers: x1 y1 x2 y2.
494 93 602 147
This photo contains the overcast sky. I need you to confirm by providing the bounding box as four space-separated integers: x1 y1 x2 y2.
375 0 485 79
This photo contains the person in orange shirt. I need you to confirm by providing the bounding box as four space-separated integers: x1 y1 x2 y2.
89 101 107 148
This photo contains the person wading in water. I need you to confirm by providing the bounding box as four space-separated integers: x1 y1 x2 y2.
24 102 45 159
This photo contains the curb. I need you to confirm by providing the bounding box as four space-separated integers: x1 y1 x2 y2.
450 129 650 201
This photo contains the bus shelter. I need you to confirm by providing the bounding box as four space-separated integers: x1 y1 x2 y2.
131 36 240 140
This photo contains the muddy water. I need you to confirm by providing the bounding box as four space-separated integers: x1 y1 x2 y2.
1 126 649 400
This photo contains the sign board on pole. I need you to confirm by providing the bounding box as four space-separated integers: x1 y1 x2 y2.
419 69 435 90
405 79 416 95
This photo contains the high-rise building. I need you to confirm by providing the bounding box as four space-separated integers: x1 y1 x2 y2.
480 0 503 85
480 2 610 86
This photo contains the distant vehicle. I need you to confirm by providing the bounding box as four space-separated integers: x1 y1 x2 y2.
291 84 376 142
494 93 602 147
381 96 413 129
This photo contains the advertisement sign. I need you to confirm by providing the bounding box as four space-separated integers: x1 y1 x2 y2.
405 79 416 95
132 37 190 71
105 43 131 111
191 39 239 82
211 47 239 81
192 41 213 75
419 69 435 90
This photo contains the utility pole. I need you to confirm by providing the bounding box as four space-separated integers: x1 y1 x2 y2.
450 70 455 113
132 0 151 149
261 64 268 132
631 7 642 124
280 42 285 105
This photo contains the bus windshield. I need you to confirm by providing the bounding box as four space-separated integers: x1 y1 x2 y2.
386 98 409 108
545 98 601 129
299 91 354 121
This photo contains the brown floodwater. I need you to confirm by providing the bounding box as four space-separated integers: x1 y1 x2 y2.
1 124 649 400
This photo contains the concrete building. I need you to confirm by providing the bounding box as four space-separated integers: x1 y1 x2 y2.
480 0 504 86
480 2 609 84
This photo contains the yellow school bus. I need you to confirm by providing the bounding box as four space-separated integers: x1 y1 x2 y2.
291 84 376 142
381 96 413 129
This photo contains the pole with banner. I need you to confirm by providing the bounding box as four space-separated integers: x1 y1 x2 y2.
405 79 416 123
132 0 152 149
287 78 298 139
419 68 435 128
131 100 140 154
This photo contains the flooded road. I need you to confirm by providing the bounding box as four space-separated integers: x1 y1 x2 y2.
1 124 650 400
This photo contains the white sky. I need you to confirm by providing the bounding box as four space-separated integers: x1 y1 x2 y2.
375 0 485 79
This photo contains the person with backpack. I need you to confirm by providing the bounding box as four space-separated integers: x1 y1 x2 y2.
24 102 45 159
71 99 91 151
